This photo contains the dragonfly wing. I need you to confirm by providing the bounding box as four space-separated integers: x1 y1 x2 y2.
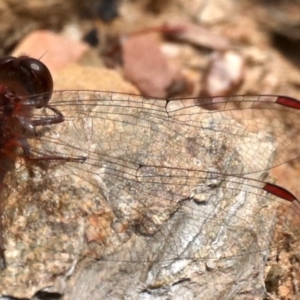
2 92 296 298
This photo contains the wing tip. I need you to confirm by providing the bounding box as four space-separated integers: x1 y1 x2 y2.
276 96 300 110
263 183 297 202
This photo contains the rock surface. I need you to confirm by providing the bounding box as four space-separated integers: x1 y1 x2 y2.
0 90 278 299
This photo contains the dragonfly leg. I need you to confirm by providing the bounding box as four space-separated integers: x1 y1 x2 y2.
19 137 86 163
28 105 64 127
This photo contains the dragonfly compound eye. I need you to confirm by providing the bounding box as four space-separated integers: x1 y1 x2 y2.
0 56 53 108
18 56 53 107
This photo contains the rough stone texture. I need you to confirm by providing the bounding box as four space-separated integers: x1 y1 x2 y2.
0 92 279 299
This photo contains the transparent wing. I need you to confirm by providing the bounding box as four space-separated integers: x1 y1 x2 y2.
2 91 300 298
28 92 300 174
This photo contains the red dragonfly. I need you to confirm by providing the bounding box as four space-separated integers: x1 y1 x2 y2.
0 56 299 297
